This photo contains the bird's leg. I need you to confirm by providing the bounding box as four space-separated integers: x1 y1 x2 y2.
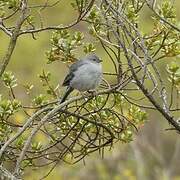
87 90 97 97
77 90 98 101
78 91 89 101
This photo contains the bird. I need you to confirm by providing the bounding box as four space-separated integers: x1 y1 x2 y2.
60 54 102 103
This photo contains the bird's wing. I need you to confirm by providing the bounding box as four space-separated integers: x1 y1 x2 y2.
62 72 74 86
69 59 85 72
62 60 86 86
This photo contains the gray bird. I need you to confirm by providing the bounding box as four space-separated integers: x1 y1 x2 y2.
60 54 102 103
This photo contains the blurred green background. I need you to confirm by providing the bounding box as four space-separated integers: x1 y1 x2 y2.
0 0 180 179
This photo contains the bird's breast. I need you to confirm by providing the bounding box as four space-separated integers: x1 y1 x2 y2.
70 63 102 91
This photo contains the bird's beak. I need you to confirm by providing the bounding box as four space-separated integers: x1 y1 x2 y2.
99 59 102 62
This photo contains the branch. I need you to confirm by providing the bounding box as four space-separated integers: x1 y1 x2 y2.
18 0 96 36
13 84 121 176
126 50 180 132
0 20 12 36
19 23 81 35
0 165 18 180
146 0 180 33
0 0 28 78
0 107 51 159
101 0 180 131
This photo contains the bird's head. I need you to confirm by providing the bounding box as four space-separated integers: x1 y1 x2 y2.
86 54 102 63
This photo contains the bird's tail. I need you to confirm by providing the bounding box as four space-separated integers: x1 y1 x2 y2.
60 86 74 103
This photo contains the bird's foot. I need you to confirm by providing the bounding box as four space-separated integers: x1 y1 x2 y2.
87 90 97 97
79 92 89 101
79 90 97 101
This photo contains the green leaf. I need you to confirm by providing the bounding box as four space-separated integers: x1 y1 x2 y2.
83 43 96 53
33 94 47 105
2 71 17 88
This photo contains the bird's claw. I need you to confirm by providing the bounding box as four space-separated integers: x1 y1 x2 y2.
87 90 97 97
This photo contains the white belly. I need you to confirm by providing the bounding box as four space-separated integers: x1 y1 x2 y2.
70 62 102 91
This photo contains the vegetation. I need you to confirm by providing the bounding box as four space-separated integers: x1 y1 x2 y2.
0 0 180 179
